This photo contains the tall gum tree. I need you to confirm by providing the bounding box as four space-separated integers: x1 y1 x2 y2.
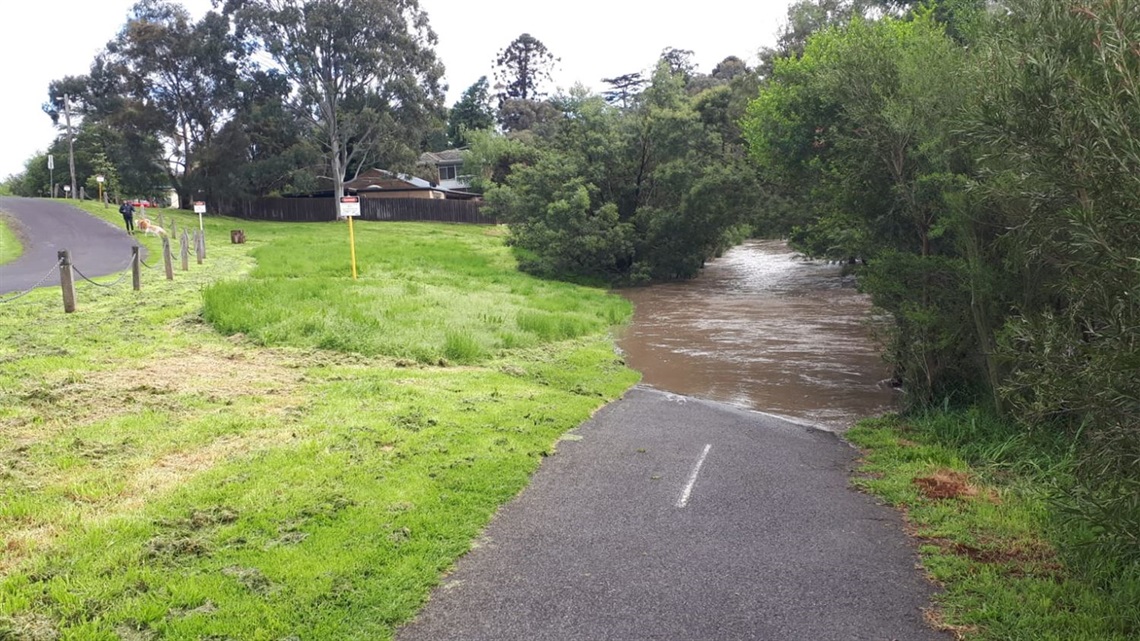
107 0 241 207
224 0 444 213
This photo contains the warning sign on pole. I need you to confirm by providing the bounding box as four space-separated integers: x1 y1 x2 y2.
340 196 360 279
339 196 361 217
193 201 206 214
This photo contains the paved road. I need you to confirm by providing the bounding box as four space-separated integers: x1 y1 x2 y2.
0 197 141 295
398 387 947 641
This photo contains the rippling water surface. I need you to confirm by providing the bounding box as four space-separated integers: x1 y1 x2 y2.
617 240 898 431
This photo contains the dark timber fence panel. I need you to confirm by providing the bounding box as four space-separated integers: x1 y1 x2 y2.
236 198 336 222
234 197 495 224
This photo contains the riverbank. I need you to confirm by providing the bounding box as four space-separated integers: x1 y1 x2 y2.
0 202 638 639
848 411 1140 640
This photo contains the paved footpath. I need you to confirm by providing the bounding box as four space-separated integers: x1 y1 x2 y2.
398 387 947 641
0 197 141 295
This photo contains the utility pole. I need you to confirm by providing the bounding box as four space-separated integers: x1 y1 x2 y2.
60 94 77 199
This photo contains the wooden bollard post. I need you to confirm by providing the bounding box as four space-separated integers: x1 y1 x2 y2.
132 246 141 291
162 236 174 280
158 211 165 229
195 230 204 265
180 230 189 271
58 250 76 313
170 218 177 239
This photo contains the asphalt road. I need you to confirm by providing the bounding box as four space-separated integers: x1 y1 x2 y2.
0 197 141 295
398 387 948 641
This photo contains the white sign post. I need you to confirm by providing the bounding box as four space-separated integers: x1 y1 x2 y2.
194 201 206 231
340 196 360 280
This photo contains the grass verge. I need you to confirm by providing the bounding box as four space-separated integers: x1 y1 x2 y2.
847 411 1140 640
0 201 639 640
0 213 22 266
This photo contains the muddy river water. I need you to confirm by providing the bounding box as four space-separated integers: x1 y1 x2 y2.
617 239 898 431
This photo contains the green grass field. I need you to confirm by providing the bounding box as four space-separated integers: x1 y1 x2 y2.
848 413 1140 640
0 214 22 266
0 202 639 640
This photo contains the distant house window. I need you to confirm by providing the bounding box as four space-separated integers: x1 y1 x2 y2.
439 165 458 181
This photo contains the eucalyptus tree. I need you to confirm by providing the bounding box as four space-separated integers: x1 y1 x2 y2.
223 0 445 210
101 0 242 206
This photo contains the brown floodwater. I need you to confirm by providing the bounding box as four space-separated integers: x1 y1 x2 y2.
616 239 898 431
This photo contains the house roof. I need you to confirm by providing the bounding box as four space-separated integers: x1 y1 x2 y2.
345 168 436 191
418 149 465 165
342 168 480 200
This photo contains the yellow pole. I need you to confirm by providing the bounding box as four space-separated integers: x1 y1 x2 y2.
348 215 358 280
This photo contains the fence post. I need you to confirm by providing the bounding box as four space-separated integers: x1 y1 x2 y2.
162 236 174 280
158 211 165 229
132 246 141 291
195 230 204 264
170 218 177 239
180 230 189 271
58 250 77 313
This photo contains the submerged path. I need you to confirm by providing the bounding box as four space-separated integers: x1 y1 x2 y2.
0 197 140 295
398 387 946 641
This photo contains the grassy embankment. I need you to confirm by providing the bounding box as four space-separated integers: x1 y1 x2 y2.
848 412 1139 640
0 215 22 266
0 202 638 639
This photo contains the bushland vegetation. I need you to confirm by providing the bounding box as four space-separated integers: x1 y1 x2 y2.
741 0 1139 613
468 54 764 284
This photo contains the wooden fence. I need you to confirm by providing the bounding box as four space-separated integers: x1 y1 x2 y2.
234 197 496 224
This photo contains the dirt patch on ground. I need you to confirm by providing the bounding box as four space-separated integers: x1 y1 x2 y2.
1 427 294 574
913 469 979 500
123 428 295 507
87 346 304 413
919 534 1064 580
4 345 306 446
0 613 59 640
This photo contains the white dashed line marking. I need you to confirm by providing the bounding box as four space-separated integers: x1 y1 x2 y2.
677 444 712 508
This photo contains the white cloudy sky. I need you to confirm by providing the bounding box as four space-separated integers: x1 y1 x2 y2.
0 0 793 178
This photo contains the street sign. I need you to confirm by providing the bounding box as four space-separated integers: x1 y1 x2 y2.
339 196 361 217
47 155 54 170
193 201 206 214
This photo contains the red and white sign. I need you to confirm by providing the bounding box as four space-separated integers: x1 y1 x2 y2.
339 196 361 218
193 201 206 214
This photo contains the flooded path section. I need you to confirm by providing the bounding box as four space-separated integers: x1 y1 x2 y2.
617 240 897 431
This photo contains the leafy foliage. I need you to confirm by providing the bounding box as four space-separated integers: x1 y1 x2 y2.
481 63 762 284
745 14 971 401
224 0 445 207
746 0 1140 567
447 76 495 147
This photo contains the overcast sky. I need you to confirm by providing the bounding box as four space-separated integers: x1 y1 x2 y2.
0 0 793 178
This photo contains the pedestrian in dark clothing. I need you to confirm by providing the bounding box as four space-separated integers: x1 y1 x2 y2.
119 201 135 234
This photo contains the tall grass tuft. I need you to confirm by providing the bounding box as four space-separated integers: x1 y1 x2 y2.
516 310 591 341
443 329 484 364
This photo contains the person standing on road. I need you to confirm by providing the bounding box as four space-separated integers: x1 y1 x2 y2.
119 200 135 234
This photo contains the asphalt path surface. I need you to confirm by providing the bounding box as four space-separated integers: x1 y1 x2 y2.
398 387 947 641
0 197 142 295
